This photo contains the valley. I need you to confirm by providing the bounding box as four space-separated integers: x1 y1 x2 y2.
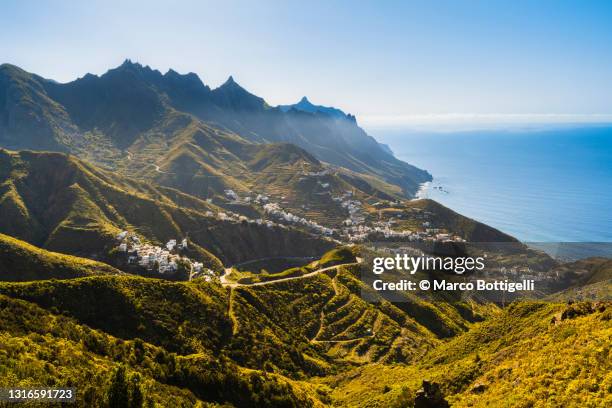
0 60 609 407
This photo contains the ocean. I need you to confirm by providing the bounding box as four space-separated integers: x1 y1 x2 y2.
371 125 612 258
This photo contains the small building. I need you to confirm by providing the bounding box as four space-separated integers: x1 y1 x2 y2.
178 238 188 250
166 239 177 251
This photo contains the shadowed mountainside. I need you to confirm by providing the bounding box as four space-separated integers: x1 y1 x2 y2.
0 61 431 197
0 233 121 281
0 149 334 266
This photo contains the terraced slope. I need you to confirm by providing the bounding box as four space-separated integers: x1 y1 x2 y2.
0 294 324 407
225 262 489 375
0 243 608 407
325 301 611 408
0 149 334 265
0 249 487 377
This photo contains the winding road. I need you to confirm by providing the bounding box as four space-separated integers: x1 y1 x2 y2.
220 258 362 288
220 257 373 343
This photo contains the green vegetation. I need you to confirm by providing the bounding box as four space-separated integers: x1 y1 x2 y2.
226 247 357 285
227 265 311 285
318 247 357 267
0 294 323 407
0 60 609 407
0 238 609 406
325 301 611 407
0 149 334 267
0 233 121 281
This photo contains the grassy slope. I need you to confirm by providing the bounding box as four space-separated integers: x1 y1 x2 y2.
0 243 608 407
0 294 323 407
0 149 334 266
0 254 483 377
326 301 611 408
0 276 231 355
0 233 121 281
226 247 357 284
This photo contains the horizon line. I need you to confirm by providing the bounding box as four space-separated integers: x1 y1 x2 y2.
360 113 612 129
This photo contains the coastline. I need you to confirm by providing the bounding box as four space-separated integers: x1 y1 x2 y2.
413 181 431 200
404 156 612 261
378 126 612 247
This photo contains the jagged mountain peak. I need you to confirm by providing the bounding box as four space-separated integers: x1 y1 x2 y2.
163 68 207 89
0 60 431 196
211 75 268 111
279 96 349 120
108 59 162 78
218 75 242 90
120 58 136 67
214 75 255 95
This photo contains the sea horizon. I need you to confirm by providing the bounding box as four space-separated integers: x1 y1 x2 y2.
371 123 612 258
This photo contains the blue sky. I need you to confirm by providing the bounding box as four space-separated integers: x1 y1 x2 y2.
2 0 611 126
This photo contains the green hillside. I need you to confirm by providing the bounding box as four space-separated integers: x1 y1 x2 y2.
0 233 121 281
1 148 514 271
0 247 489 377
0 61 431 198
0 242 608 406
0 60 609 408
0 294 324 407
0 149 334 266
111 114 407 229
326 301 611 407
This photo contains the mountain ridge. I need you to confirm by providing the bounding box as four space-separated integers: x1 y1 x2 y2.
278 96 354 122
0 60 431 196
0 149 335 266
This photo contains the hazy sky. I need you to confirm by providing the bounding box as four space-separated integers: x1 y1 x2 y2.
2 0 611 126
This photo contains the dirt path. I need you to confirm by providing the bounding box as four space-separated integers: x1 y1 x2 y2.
311 334 375 344
220 257 373 344
220 258 362 288
228 288 239 335
311 272 340 342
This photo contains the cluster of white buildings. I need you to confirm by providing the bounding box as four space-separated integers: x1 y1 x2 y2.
343 224 414 242
224 189 240 202
333 191 366 226
304 169 330 177
253 189 464 244
263 202 334 236
254 194 269 204
343 223 465 243
115 232 214 279
224 190 272 207
215 209 277 229
113 186 469 280
116 232 182 274
334 195 465 243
